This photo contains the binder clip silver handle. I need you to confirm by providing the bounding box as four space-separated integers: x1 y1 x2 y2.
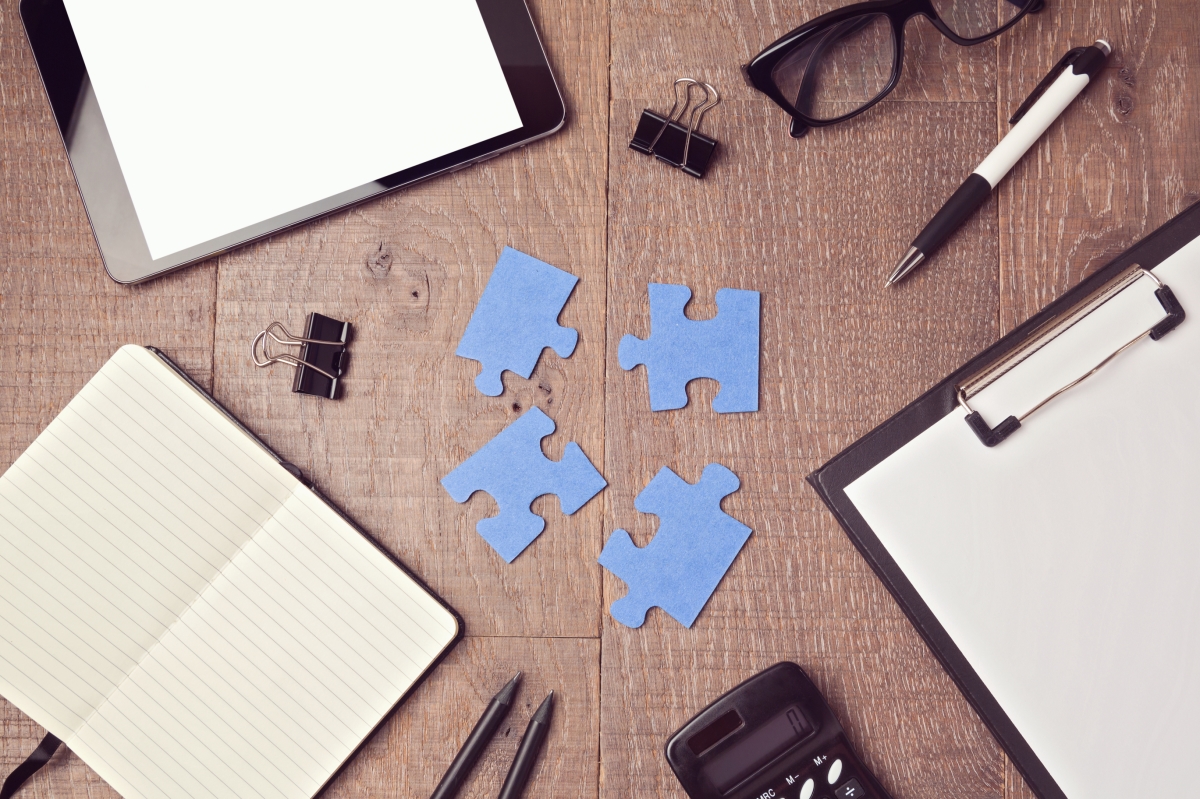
252 322 340 380
646 78 703 153
630 77 720 178
252 313 351 399
680 84 720 175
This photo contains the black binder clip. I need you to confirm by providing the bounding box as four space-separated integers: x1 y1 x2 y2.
629 77 720 178
252 312 351 399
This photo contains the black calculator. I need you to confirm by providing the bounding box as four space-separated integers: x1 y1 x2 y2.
665 662 893 799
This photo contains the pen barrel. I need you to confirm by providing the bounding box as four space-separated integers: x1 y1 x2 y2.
430 700 510 799
912 174 993 256
496 719 550 799
976 67 1091 185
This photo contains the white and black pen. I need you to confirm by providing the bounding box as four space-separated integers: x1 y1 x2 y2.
887 40 1112 287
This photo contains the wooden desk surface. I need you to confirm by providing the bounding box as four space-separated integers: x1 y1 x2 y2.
2 1 1197 797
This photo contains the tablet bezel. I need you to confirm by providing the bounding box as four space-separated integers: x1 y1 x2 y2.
20 0 565 284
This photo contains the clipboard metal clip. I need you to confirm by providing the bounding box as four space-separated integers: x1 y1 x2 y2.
956 267 1185 447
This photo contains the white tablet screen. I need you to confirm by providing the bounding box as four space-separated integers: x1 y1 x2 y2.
63 0 522 259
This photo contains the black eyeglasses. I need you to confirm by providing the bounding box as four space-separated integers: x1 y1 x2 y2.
744 0 1045 138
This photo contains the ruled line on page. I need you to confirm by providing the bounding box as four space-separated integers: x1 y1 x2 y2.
118 353 458 640
123 347 458 633
76 372 428 706
7 429 377 757
0 346 458 799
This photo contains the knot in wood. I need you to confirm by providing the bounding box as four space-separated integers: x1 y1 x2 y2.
365 245 393 278
1114 94 1134 116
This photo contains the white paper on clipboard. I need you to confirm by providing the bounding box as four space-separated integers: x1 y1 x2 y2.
845 234 1200 799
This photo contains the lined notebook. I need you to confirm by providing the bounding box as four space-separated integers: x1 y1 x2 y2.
0 345 460 799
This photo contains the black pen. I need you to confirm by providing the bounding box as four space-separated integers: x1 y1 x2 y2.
496 691 554 799
430 672 522 799
887 39 1112 287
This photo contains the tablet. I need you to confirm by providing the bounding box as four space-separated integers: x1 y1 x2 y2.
20 0 565 283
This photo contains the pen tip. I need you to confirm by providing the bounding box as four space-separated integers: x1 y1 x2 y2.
533 691 555 721
887 246 925 287
1094 39 1112 56
496 672 523 703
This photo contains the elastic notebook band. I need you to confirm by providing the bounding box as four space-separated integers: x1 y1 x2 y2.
1 733 62 799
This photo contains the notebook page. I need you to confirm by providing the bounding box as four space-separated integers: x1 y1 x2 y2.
0 345 292 743
69 486 459 799
1 346 458 798
844 238 1200 799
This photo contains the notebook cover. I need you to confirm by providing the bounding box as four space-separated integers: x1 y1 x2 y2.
147 346 465 798
806 200 1200 799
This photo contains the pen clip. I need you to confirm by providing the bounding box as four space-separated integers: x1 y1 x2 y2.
1009 47 1087 124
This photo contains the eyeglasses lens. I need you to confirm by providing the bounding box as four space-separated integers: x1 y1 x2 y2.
770 14 896 124
930 0 1033 40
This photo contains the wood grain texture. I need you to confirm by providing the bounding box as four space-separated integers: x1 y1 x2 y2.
0 0 217 475
2 0 1198 797
0 638 599 799
0 0 216 793
602 1 1010 797
0 702 119 799
322 637 599 799
207 0 609 640
1006 757 1039 799
997 0 1200 332
600 113 1007 796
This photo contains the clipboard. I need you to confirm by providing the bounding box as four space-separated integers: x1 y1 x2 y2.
808 201 1200 799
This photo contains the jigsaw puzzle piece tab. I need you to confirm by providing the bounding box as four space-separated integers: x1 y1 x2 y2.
441 407 606 563
618 283 694 410
457 247 580 396
599 463 751 628
618 283 759 413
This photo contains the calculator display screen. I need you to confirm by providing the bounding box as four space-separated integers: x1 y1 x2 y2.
688 709 746 756
701 705 813 793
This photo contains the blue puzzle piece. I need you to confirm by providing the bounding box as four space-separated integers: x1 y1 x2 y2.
598 464 752 628
457 247 580 396
619 283 760 413
441 407 607 562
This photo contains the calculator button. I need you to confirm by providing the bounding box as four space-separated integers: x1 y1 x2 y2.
835 778 868 798
798 777 815 799
826 758 843 784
